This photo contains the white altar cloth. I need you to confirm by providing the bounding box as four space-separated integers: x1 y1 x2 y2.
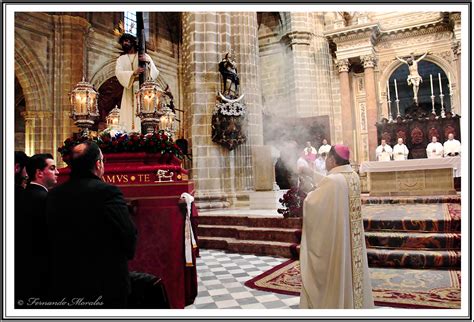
360 157 461 177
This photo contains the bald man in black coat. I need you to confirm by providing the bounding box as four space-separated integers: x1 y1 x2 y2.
46 142 137 308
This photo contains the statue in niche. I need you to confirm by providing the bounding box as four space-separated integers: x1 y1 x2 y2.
219 52 240 98
395 52 429 105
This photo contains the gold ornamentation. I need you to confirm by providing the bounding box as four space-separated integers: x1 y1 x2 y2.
343 172 365 309
113 20 125 37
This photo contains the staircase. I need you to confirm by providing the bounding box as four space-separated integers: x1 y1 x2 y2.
197 196 461 269
198 216 301 258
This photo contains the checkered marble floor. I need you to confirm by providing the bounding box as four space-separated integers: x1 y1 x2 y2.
185 249 300 309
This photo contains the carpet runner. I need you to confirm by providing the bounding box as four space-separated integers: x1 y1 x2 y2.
198 202 461 269
244 260 461 309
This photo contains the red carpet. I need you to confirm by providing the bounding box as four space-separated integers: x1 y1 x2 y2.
245 260 461 309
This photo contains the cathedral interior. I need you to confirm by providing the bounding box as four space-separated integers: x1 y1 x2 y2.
10 8 466 315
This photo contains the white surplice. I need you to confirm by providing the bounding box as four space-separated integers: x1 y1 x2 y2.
299 165 374 309
115 53 159 133
443 139 461 157
375 144 393 161
426 142 444 159
392 143 409 161
318 144 331 156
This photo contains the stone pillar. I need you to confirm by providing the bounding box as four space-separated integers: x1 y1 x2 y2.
182 12 264 208
182 12 229 209
22 111 37 156
361 55 378 161
282 13 333 119
52 15 90 161
230 12 262 196
452 42 461 115
337 59 353 150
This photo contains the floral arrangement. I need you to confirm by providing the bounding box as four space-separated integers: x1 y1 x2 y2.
58 129 184 162
277 187 307 218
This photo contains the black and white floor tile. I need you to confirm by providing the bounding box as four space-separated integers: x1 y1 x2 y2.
185 249 300 309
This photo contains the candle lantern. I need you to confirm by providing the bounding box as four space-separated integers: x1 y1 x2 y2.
106 106 121 127
159 106 177 137
70 78 99 136
136 79 163 134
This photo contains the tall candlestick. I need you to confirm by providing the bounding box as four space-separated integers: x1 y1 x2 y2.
430 74 434 95
438 73 443 94
394 79 399 100
386 80 391 100
448 72 452 94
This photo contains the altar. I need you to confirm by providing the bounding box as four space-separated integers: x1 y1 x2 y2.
359 157 460 196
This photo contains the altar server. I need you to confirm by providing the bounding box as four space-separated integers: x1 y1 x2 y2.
443 133 461 157
426 136 444 159
375 139 393 161
392 138 409 161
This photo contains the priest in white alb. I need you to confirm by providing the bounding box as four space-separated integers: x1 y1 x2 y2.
375 139 392 161
299 144 374 309
115 33 159 133
426 136 444 159
443 133 461 157
392 137 409 161
318 138 331 155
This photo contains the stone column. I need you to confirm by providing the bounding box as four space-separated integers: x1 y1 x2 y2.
22 111 37 156
282 13 333 119
452 42 461 115
52 15 90 161
361 55 378 161
230 12 262 196
337 59 353 151
181 12 229 209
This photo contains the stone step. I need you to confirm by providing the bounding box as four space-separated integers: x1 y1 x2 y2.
361 195 461 205
367 248 461 269
198 225 301 244
289 245 460 269
198 237 294 258
197 215 302 229
365 231 461 250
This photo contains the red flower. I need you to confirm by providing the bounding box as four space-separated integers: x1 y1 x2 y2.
162 135 168 141
149 141 155 146
161 143 166 148
112 141 118 146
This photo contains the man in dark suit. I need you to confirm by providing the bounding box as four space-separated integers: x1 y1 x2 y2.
46 141 137 308
16 153 58 305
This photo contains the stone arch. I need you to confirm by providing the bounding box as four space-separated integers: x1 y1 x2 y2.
14 33 51 113
15 34 52 155
378 54 457 118
379 55 456 95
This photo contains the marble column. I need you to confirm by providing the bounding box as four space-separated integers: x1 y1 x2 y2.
337 59 353 151
362 55 378 161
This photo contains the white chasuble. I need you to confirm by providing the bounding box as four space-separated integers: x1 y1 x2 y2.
299 165 374 309
115 53 159 133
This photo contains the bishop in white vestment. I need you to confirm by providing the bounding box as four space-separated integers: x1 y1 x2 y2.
299 145 374 309
115 33 159 133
